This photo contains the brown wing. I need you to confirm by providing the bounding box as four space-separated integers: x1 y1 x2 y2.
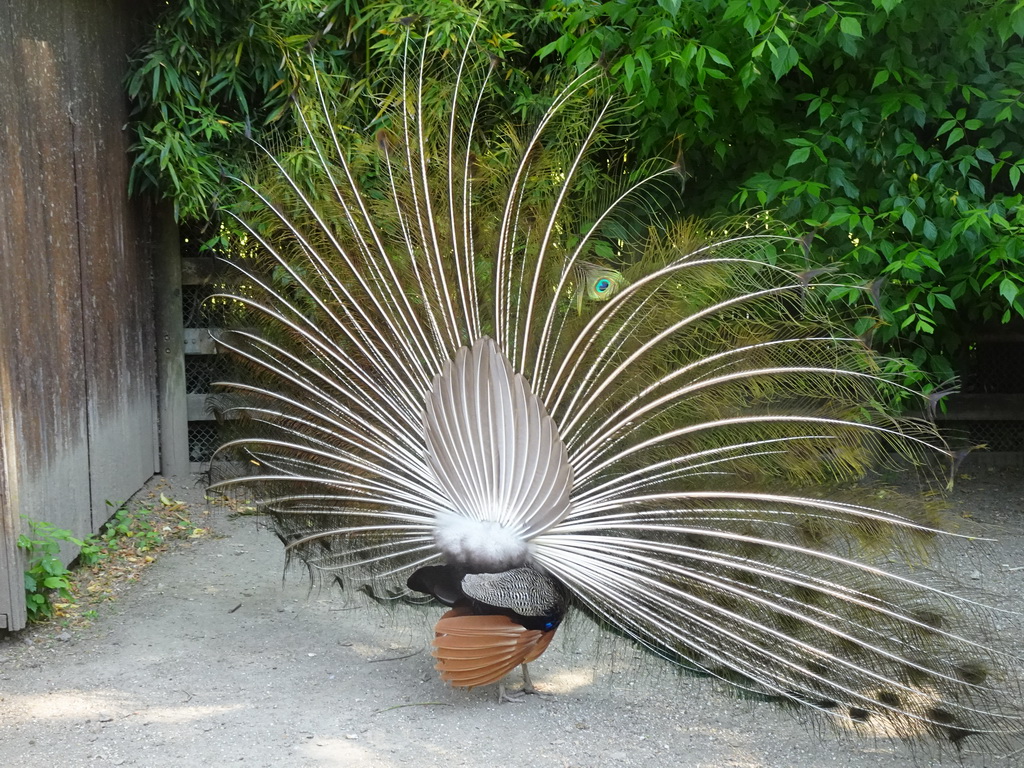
432 607 557 688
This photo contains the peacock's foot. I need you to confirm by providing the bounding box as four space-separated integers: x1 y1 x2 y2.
497 682 526 704
521 687 554 700
496 682 553 703
496 663 554 703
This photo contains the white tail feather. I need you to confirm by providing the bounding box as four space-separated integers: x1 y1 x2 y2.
425 338 572 571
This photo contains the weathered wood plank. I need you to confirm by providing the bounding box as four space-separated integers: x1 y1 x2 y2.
0 364 26 629
187 394 215 422
0 0 91 631
64 0 160 519
184 328 220 355
0 0 163 630
0 0 92 532
155 207 191 476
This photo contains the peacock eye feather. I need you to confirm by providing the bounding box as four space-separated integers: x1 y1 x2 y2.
572 261 625 313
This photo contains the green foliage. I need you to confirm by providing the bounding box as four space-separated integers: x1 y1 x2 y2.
126 0 544 223
96 501 174 553
540 0 1024 381
128 0 1024 379
17 519 101 621
126 0 354 221
17 503 180 622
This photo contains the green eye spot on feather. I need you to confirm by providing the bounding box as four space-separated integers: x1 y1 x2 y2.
573 261 624 314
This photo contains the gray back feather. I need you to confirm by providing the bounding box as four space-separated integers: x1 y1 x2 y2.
462 567 565 617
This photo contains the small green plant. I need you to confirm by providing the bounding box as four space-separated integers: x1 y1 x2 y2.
77 536 105 567
17 519 91 621
99 503 164 552
18 498 204 625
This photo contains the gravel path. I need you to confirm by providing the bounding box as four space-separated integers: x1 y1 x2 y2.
1 468 1022 768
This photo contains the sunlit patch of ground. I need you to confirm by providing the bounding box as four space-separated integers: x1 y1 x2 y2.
3 689 241 724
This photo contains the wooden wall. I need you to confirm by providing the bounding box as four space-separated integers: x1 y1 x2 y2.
0 0 161 630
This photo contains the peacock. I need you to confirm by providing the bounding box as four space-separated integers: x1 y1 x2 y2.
207 24 1022 752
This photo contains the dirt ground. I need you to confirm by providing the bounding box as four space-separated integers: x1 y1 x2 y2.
1 467 1022 768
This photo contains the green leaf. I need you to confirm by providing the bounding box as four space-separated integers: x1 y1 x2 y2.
786 147 811 168
536 39 565 60
621 54 635 87
840 17 863 38
723 0 748 21
1000 278 1020 305
705 47 732 68
743 12 760 37
770 45 799 80
1013 5 1024 38
871 70 889 90
901 209 917 232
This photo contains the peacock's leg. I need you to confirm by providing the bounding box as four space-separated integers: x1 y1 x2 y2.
496 665 550 703
507 663 553 702
521 663 536 693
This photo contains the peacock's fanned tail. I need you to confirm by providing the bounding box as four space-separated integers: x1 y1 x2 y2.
208 26 1022 750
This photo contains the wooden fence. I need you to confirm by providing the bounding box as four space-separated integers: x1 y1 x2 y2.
0 0 163 630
